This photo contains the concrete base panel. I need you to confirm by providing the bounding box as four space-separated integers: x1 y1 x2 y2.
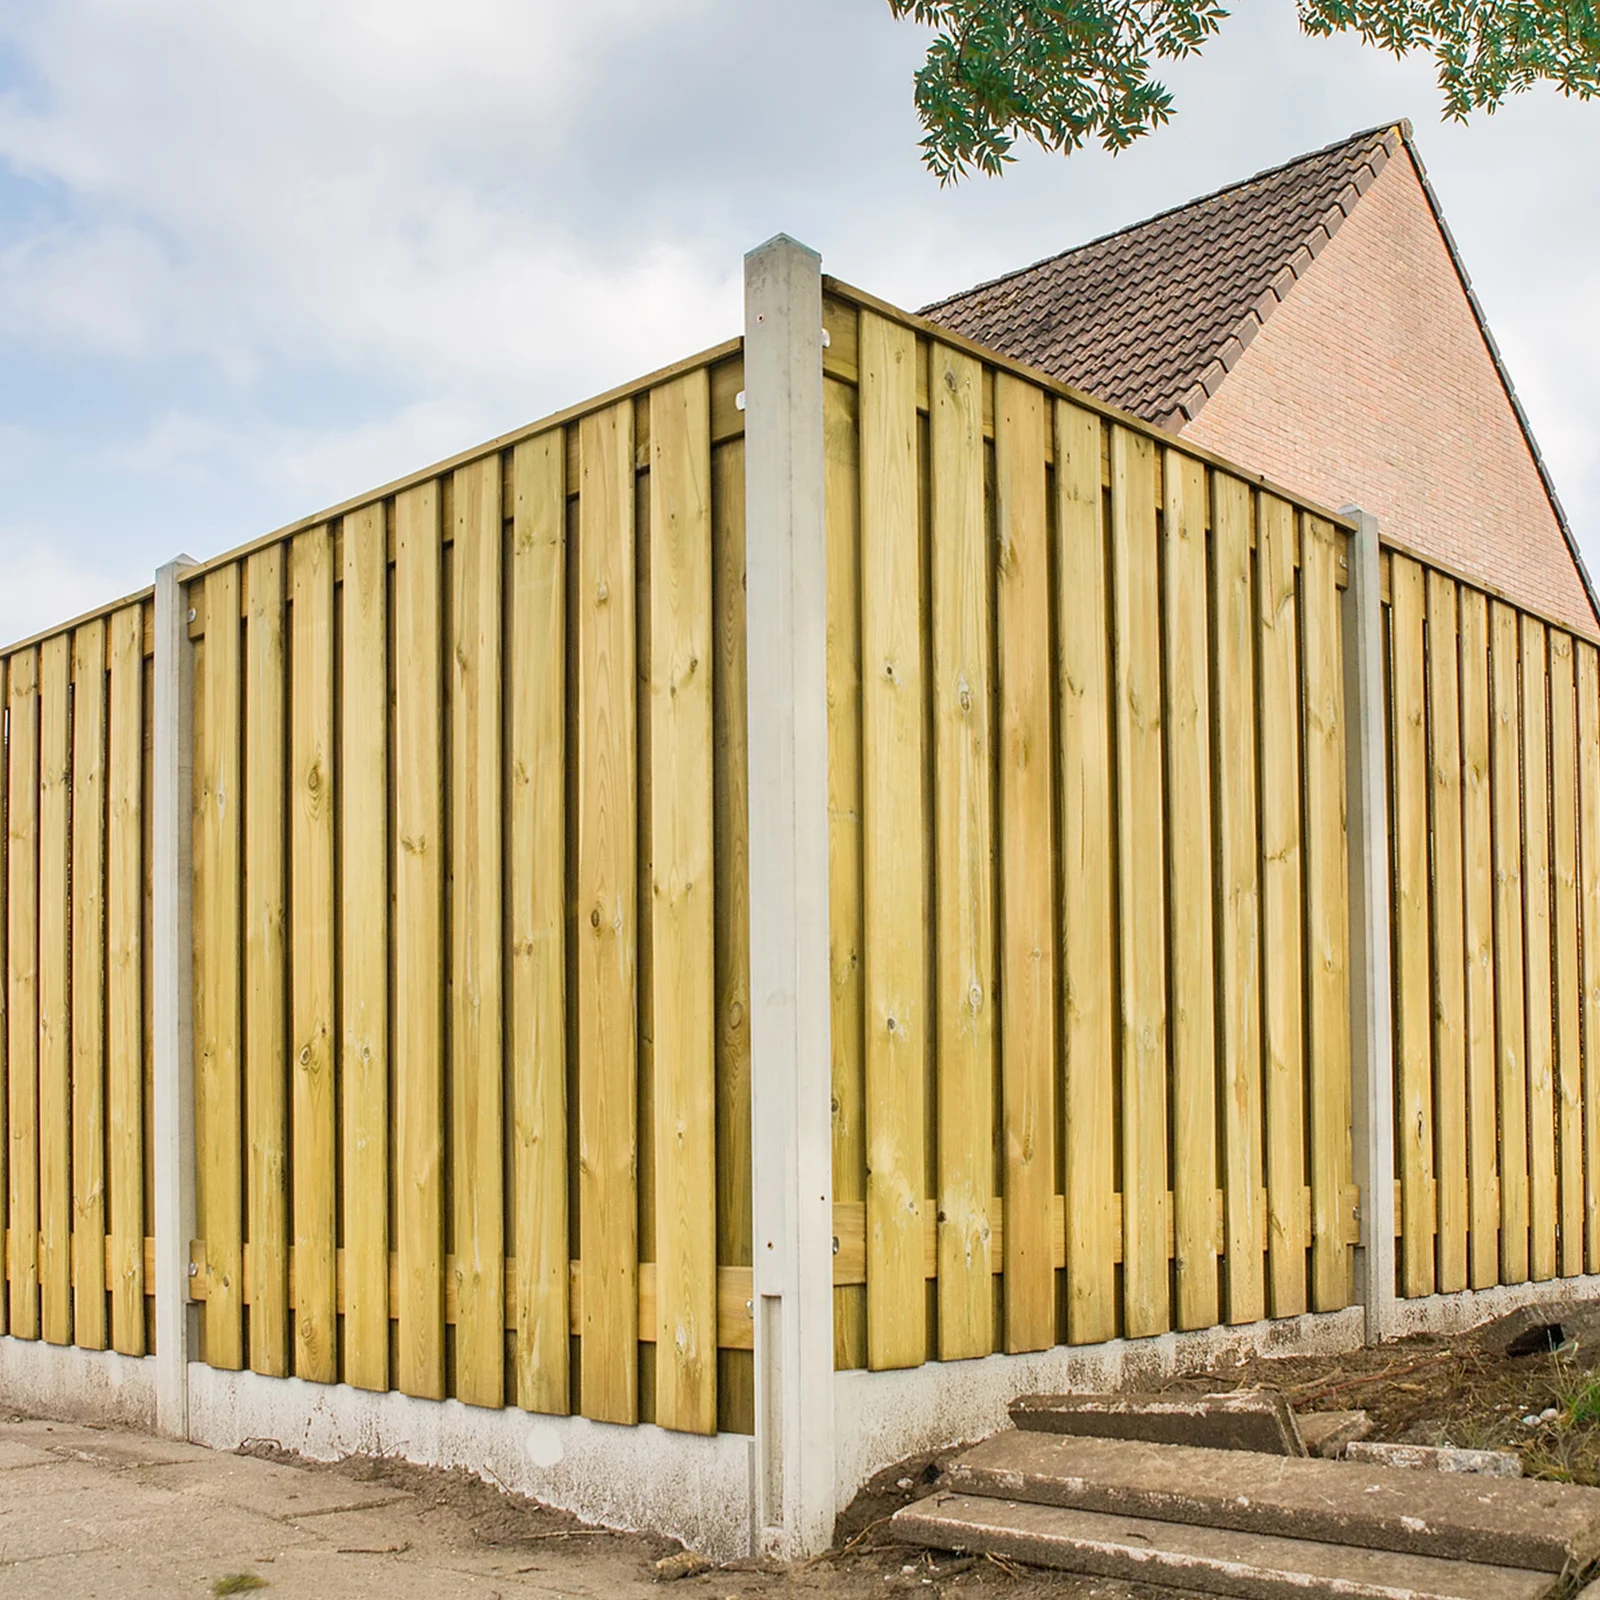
1384 1274 1600 1340
185 1363 756 1561
833 1307 1365 1516
0 1336 156 1431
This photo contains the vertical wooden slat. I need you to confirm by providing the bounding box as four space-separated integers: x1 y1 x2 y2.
995 373 1055 1353
38 634 71 1345
342 503 391 1390
1390 555 1434 1298
1579 642 1600 1276
1110 424 1168 1338
0 655 8 1343
649 372 717 1433
1549 630 1583 1277
197 565 243 1367
712 431 754 1428
1057 400 1115 1346
1211 473 1264 1324
394 482 445 1399
825 372 867 1371
244 547 288 1376
1458 588 1500 1290
7 648 37 1339
1490 601 1529 1283
1162 451 1218 1330
1257 495 1306 1317
451 459 504 1408
1302 516 1351 1313
510 432 569 1416
577 403 638 1422
290 524 336 1383
1522 616 1556 1281
71 620 108 1350
859 312 927 1369
108 606 145 1354
1425 571 1467 1295
929 343 993 1360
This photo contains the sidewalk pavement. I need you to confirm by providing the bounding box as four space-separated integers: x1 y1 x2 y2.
0 1413 687 1599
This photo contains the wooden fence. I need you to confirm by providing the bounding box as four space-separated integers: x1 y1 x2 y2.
182 342 754 1434
1385 546 1600 1296
0 595 157 1356
820 281 1358 1370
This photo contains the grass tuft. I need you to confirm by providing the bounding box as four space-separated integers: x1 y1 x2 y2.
212 1576 268 1596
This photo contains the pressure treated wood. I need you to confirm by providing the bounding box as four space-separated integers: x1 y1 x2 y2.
71 619 109 1350
510 431 569 1416
1161 450 1218 1331
994 373 1056 1353
394 482 445 1400
1256 497 1307 1318
243 547 289 1376
289 525 336 1384
1579 643 1600 1275
1490 601 1530 1284
1391 555 1435 1298
711 432 754 1431
1522 617 1556 1282
929 342 993 1361
7 648 38 1340
1056 399 1115 1347
1111 425 1168 1339
1210 473 1264 1325
341 504 390 1391
197 564 243 1368
649 372 718 1432
1457 588 1500 1290
451 458 505 1408
859 311 928 1370
1548 631 1583 1277
1301 516 1351 1313
825 373 868 1371
1425 571 1468 1295
577 402 639 1422
38 633 71 1345
107 604 146 1355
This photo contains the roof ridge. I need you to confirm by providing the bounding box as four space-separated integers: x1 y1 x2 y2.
922 120 1405 317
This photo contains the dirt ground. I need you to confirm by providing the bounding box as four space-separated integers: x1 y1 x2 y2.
7 1300 1600 1598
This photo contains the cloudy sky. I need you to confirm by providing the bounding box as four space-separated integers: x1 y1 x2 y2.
1 0 1596 645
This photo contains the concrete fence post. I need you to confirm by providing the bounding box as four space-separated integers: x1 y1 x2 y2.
153 555 198 1437
743 235 836 1558
1340 507 1396 1344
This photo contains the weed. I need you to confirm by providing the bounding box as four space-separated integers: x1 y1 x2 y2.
211 1576 268 1596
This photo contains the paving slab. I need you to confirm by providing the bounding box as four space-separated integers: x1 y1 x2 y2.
1346 1442 1523 1478
945 1430 1600 1572
0 1438 62 1471
1012 1389 1307 1455
895 1491 1557 1600
1296 1410 1371 1459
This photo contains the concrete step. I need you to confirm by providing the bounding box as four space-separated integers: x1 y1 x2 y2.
895 1491 1556 1600
1010 1389 1306 1455
943 1431 1600 1573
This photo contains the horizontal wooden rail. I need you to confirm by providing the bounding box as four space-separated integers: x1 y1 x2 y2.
830 1189 1362 1289
186 1243 755 1353
3 1232 157 1294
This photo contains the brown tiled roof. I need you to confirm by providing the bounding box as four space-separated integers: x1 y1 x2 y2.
923 124 1402 430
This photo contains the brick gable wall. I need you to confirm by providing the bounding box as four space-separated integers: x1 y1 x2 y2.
1179 149 1595 638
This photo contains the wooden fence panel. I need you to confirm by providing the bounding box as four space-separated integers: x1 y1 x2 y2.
1387 554 1600 1296
0 598 155 1356
1580 643 1600 1275
170 345 748 1432
820 284 1353 1368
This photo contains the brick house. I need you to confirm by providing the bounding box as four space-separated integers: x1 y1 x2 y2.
925 121 1597 638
